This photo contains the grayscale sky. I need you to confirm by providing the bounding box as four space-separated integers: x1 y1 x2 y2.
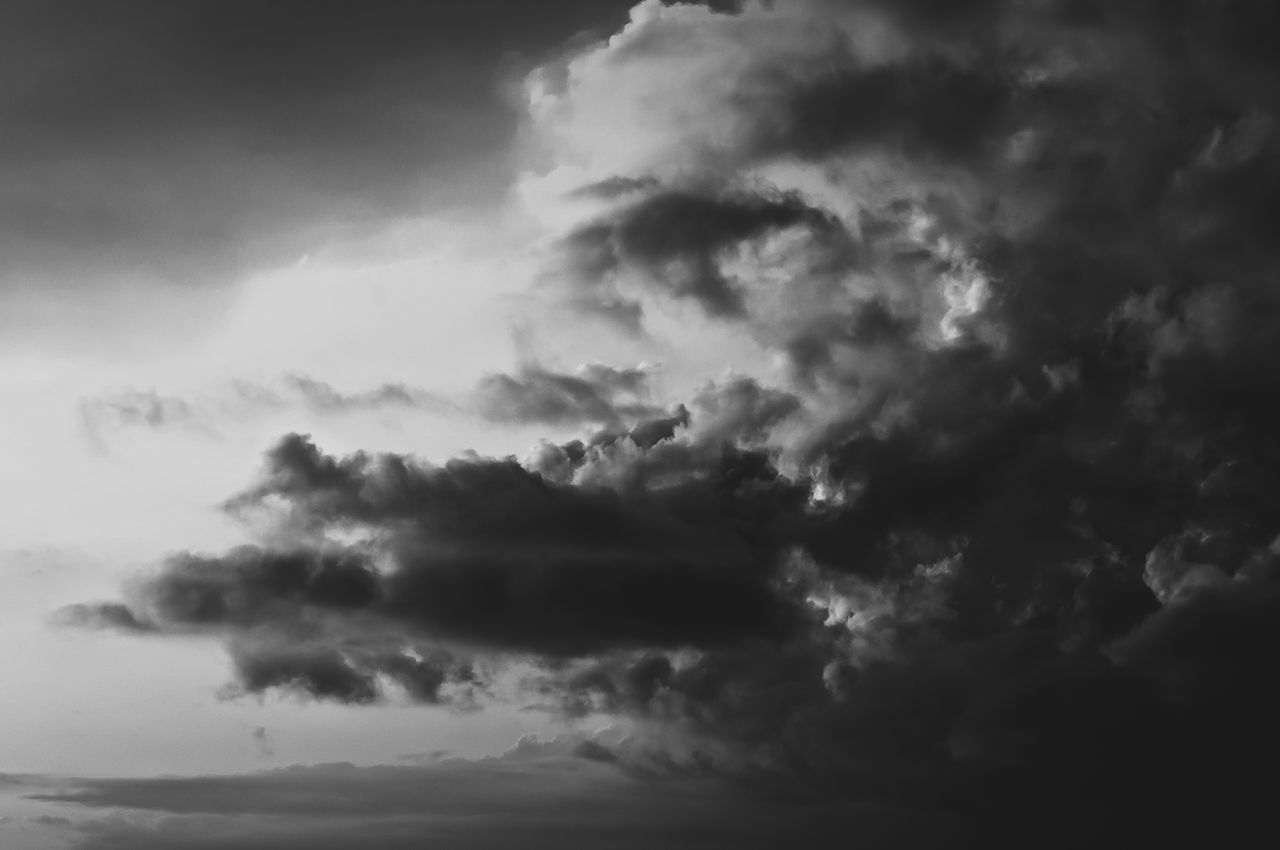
3 1 1280 847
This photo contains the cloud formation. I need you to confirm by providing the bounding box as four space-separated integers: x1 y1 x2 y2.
61 0 1280 845
472 363 663 427
79 363 666 444
73 428 803 656
77 375 452 448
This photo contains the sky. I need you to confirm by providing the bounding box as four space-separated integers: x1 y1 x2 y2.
2 0 1280 846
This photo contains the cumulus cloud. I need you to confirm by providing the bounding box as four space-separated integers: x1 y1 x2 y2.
113 431 800 653
60 0 1280 844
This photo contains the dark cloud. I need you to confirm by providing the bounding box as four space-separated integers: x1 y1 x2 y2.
59 0 1280 845
67 427 808 697
858 0 1004 26
554 187 847 323
473 363 662 427
229 642 382 704
526 0 1280 830
33 604 1280 849
751 53 1017 164
222 640 478 706
588 405 692 452
567 176 661 199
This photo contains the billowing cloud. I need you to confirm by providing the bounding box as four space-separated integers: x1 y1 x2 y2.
117 431 800 655
59 0 1280 845
550 187 848 323
62 418 814 705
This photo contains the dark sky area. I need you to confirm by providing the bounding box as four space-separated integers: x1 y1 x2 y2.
0 0 637 349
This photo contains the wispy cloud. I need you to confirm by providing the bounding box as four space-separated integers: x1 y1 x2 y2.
78 362 685 447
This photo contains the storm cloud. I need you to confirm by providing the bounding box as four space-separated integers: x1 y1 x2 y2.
98 430 805 655
58 0 1280 846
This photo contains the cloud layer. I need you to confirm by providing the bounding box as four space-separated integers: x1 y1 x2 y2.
17 737 910 850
